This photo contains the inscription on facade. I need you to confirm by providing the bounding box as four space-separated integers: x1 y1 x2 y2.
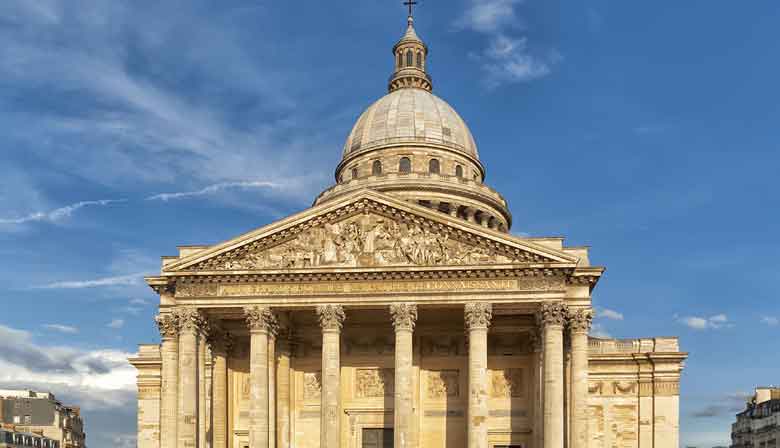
176 277 566 298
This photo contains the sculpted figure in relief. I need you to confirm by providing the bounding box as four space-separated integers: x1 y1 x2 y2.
207 214 515 270
491 369 525 398
427 370 459 399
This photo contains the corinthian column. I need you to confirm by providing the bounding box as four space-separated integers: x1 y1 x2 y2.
245 307 278 448
209 324 232 448
178 307 205 448
155 313 179 448
465 303 492 448
316 305 346 448
537 302 567 448
568 308 593 448
390 303 418 448
276 333 292 448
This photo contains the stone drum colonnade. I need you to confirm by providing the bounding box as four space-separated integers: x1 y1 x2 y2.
154 301 593 448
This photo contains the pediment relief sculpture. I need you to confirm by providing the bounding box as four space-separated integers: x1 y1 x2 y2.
181 199 566 272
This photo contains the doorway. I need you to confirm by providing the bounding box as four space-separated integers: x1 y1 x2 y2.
362 428 393 448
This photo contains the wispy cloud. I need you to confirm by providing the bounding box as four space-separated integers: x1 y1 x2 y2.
146 180 282 201
761 316 779 326
455 0 559 87
43 324 79 334
107 319 125 329
597 308 624 320
676 313 732 330
0 199 124 225
590 322 611 338
33 273 142 290
129 298 150 305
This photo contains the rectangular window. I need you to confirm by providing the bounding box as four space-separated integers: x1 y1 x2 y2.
24 414 32 424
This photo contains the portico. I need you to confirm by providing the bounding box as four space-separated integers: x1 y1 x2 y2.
129 8 686 448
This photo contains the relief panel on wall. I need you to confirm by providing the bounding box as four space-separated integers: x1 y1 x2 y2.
427 370 460 399
303 371 322 400
356 369 394 398
490 368 525 398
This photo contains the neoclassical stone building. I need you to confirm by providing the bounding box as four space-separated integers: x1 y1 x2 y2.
130 13 687 448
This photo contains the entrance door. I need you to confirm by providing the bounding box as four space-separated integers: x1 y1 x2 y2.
362 428 393 448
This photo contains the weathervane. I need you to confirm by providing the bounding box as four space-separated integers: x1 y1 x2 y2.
403 0 418 18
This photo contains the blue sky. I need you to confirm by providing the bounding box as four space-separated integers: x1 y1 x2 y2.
1 1 778 446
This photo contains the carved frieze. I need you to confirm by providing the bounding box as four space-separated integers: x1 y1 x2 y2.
187 201 556 272
344 335 394 356
491 369 525 398
421 335 465 357
355 369 394 398
427 370 460 399
613 381 637 395
303 371 322 400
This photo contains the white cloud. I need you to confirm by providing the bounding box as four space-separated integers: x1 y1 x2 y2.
761 316 779 326
43 324 79 334
676 313 732 330
33 273 143 289
597 308 624 321
146 180 282 201
455 0 523 33
129 298 150 305
107 319 125 329
455 0 558 87
0 324 135 410
0 199 124 225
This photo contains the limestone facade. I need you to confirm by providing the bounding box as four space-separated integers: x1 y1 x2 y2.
129 11 687 448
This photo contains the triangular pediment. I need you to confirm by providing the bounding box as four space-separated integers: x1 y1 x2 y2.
163 190 578 273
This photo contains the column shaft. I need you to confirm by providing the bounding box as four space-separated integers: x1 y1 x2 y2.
198 338 207 448
465 303 492 448
317 305 345 448
178 309 203 448
211 348 228 448
245 307 277 448
268 336 276 448
390 303 417 448
538 303 567 448
156 314 179 448
568 308 593 448
276 340 292 448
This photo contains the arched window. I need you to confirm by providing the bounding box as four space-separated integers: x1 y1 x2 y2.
372 160 382 175
455 165 463 178
416 52 422 68
397 52 402 69
429 158 440 174
352 167 358 180
406 51 413 67
399 157 411 174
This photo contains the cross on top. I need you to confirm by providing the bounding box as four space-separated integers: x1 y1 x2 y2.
403 0 418 18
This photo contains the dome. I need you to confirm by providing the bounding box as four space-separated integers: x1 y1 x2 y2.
343 88 479 160
316 13 512 232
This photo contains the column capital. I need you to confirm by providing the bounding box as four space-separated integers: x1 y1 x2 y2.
174 307 206 335
389 303 418 331
155 313 180 339
316 304 346 332
244 306 278 334
464 302 492 330
567 307 594 334
536 301 568 328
